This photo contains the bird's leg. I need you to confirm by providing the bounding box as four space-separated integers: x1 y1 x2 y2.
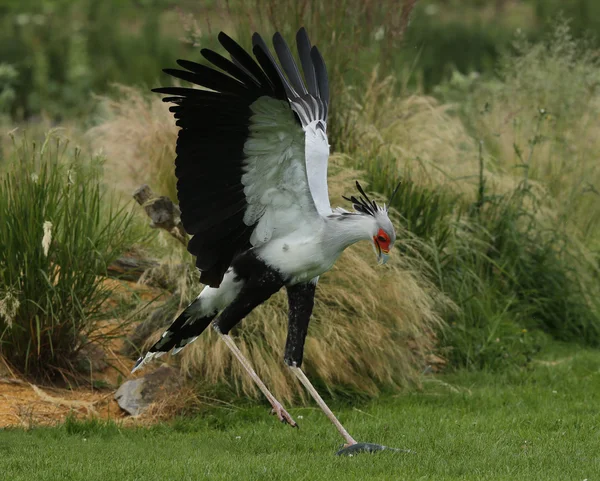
212 260 296 427
284 282 404 456
288 365 357 447
214 327 297 427
284 280 357 447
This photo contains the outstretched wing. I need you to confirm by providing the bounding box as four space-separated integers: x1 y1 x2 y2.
263 28 331 216
153 29 332 287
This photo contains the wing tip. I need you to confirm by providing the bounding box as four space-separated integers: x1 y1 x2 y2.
251 32 264 47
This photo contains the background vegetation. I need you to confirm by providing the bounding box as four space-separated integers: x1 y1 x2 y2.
1 0 599 400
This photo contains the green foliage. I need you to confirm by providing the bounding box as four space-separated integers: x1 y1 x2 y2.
340 24 600 369
3 0 599 121
401 4 514 90
0 132 141 378
533 0 600 44
477 188 599 344
0 63 18 114
360 140 600 369
0 0 189 119
429 25 600 369
442 184 599 368
437 23 600 243
392 0 600 91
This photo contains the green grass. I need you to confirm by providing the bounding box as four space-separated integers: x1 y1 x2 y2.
0 131 143 378
1 343 599 480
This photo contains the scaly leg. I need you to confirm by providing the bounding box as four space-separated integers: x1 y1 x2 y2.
284 280 356 447
209 257 295 427
215 327 297 427
289 365 356 447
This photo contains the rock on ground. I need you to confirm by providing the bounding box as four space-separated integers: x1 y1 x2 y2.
115 365 182 416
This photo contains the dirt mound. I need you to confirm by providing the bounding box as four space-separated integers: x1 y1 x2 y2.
0 379 124 428
0 279 163 429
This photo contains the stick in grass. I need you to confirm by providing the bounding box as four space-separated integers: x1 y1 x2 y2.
133 185 188 247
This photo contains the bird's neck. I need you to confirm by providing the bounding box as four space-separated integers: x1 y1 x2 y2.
323 213 376 255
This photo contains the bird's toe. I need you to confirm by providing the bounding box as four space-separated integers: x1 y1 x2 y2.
270 404 298 428
336 442 413 456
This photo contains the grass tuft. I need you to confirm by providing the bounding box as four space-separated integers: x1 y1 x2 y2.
0 131 141 379
439 22 600 244
334 31 600 367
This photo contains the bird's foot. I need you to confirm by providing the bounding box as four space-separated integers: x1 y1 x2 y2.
270 402 298 428
336 442 413 456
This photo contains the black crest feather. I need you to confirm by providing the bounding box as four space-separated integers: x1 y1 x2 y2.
387 180 402 209
343 181 380 216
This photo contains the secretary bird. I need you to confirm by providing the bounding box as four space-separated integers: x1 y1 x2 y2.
133 28 399 455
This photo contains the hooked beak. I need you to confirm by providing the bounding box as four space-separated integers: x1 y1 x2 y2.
373 239 390 265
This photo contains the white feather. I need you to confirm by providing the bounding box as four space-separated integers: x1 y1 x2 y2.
242 97 318 248
237 94 380 285
304 120 331 216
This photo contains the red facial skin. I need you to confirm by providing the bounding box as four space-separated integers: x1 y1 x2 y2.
373 228 391 254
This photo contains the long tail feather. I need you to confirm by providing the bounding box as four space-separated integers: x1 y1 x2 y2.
132 300 216 373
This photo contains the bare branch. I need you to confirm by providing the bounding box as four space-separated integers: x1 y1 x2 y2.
133 184 189 247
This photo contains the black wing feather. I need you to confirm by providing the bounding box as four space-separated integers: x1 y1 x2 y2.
155 33 287 287
218 32 273 89
273 32 308 96
152 87 229 100
310 47 329 116
252 33 295 98
167 65 249 97
200 49 263 90
296 28 318 97
155 29 327 287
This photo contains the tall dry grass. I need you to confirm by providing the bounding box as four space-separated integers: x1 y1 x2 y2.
441 25 600 243
89 86 177 201
341 70 522 198
334 57 600 360
89 89 449 402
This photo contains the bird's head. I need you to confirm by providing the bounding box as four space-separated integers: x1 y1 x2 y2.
343 181 399 265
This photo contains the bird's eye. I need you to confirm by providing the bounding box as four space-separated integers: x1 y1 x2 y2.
377 235 387 243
